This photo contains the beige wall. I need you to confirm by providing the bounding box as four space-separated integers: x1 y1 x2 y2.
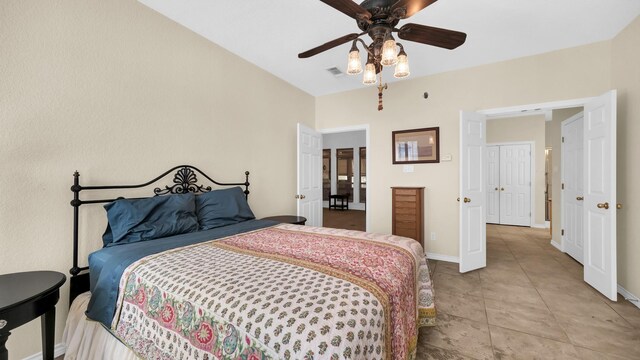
612 16 640 299
487 115 546 225
316 40 612 259
0 1 314 358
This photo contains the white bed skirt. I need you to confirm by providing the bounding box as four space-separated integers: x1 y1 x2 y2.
62 292 138 360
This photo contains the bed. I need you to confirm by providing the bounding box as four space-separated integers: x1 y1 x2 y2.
63 165 435 360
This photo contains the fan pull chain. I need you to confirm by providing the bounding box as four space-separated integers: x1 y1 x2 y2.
377 73 387 111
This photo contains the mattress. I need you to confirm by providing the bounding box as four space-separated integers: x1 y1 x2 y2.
67 223 435 360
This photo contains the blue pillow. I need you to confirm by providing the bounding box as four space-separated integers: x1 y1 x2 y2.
102 193 198 247
196 187 255 230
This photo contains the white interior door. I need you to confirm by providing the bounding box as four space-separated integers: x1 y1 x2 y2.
486 146 500 224
499 145 531 226
297 123 323 227
460 111 487 273
583 90 617 300
561 113 584 263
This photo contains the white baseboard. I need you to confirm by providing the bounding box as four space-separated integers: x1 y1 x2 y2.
426 252 459 263
550 239 563 251
532 223 548 229
23 343 65 360
545 221 551 228
618 285 640 309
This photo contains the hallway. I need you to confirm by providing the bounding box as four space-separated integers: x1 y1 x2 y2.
416 225 640 359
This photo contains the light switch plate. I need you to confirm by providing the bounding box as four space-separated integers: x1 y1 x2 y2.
441 154 452 161
402 165 414 173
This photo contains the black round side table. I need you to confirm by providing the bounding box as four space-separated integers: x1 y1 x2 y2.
0 271 66 360
262 215 307 225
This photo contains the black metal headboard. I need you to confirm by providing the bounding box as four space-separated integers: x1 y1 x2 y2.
69 165 250 303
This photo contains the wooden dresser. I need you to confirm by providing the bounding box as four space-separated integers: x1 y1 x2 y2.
391 187 424 244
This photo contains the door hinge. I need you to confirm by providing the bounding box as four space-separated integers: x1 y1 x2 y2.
562 137 564 143
562 183 565 190
561 229 565 236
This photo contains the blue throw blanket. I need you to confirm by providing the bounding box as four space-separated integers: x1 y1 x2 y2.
86 219 277 326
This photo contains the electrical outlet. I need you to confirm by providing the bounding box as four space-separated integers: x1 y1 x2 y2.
431 232 436 241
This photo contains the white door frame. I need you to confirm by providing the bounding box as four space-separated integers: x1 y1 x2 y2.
318 124 371 232
487 141 536 227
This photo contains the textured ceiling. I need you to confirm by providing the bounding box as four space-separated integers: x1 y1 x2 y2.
138 0 640 96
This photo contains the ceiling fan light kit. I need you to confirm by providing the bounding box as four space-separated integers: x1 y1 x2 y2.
299 0 467 110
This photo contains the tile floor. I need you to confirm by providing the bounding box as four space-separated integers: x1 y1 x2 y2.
416 224 640 360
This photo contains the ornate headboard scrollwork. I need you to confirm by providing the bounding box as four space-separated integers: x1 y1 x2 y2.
68 165 250 303
154 167 212 195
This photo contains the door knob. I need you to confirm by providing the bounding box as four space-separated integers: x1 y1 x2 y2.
617 203 623 210
576 196 584 201
500 188 505 191
464 197 471 203
494 187 498 191
597 202 609 209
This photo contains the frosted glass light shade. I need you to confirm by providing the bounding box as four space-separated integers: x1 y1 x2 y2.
362 63 377 85
394 53 410 78
380 38 398 66
346 49 362 75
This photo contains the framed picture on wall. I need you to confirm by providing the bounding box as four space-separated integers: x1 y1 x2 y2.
392 127 440 164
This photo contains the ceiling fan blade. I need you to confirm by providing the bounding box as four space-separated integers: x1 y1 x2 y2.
298 33 361 58
391 0 438 19
398 23 467 49
319 0 371 20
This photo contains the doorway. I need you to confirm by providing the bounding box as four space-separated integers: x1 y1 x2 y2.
459 91 618 300
297 124 371 232
321 130 366 231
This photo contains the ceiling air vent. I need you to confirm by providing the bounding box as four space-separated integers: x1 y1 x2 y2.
326 67 345 78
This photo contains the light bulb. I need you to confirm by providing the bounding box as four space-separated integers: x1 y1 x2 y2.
346 49 362 75
394 51 410 78
380 36 398 66
362 62 377 85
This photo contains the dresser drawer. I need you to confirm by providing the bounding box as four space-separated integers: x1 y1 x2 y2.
394 195 416 203
395 227 417 240
394 189 419 196
394 201 417 209
394 214 416 222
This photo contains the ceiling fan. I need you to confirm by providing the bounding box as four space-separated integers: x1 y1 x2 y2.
298 0 467 109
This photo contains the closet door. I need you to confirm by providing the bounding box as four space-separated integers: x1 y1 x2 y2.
499 144 531 226
486 146 500 224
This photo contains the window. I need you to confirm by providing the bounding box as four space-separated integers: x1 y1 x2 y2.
360 147 366 203
337 148 354 202
323 149 331 201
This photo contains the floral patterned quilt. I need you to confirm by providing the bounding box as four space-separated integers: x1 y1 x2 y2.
112 224 435 360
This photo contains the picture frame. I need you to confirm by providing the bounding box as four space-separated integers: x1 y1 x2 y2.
392 127 440 164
